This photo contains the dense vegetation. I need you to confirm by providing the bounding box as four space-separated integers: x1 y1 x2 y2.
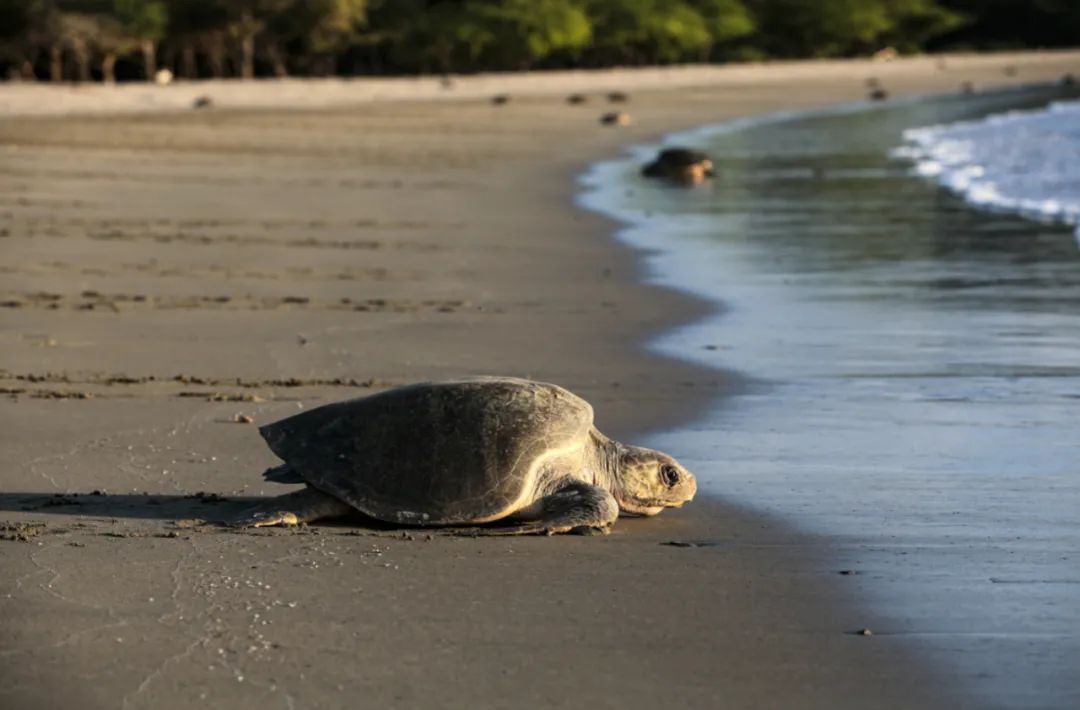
0 0 1076 82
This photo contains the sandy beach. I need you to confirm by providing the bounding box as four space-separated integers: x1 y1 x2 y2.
2 51 1079 709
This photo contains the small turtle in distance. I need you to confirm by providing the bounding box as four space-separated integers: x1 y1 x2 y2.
642 147 715 185
865 77 888 101
600 111 631 126
232 377 696 535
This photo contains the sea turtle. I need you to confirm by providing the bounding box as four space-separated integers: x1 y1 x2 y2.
642 147 715 185
233 377 696 535
600 111 632 127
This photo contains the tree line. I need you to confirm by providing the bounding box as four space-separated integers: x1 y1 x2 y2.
1 0 1076 83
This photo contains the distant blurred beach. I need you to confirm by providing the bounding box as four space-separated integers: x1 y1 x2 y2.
3 50 1079 117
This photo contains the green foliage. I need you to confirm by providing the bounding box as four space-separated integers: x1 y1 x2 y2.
691 0 756 43
470 0 593 68
749 0 963 57
0 0 1069 80
882 0 965 52
267 0 366 55
584 0 714 63
113 0 167 40
750 0 889 57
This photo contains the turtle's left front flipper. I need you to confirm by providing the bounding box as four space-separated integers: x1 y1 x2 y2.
468 482 619 536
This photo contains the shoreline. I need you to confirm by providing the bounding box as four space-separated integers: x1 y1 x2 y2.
2 51 1080 708
583 79 1080 708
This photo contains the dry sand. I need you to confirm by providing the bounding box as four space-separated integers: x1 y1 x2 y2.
2 51 1079 709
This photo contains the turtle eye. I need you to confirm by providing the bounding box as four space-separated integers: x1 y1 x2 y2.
660 465 680 487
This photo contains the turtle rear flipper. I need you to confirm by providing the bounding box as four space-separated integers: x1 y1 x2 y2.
228 487 352 527
465 482 619 536
263 463 305 484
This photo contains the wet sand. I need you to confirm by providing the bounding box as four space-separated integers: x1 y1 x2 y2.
3 52 1079 709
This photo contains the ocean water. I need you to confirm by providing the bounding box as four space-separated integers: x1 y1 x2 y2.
580 85 1080 707
897 99 1080 239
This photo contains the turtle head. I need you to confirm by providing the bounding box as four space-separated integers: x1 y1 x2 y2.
613 445 697 516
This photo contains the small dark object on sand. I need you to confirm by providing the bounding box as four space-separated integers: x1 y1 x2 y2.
1062 73 1077 87
641 147 715 185
868 87 888 101
491 94 510 105
1003 65 1018 77
661 540 719 548
961 81 976 95
566 93 587 105
607 91 629 103
192 95 213 109
600 111 631 127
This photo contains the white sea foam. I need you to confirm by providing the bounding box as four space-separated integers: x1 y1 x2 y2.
896 100 1080 239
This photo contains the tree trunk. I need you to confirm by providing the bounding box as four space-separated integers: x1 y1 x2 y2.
72 42 91 83
50 45 63 82
207 39 225 78
266 43 288 78
102 53 117 84
240 33 255 79
141 39 157 80
181 45 197 79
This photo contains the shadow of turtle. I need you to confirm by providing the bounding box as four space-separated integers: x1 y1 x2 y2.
0 492 503 536
0 491 245 521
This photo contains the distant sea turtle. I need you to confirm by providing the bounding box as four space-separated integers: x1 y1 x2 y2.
600 111 631 126
642 147 715 185
234 377 696 535
865 77 888 101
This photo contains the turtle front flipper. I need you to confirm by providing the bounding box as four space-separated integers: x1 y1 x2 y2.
468 482 619 536
227 487 352 527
